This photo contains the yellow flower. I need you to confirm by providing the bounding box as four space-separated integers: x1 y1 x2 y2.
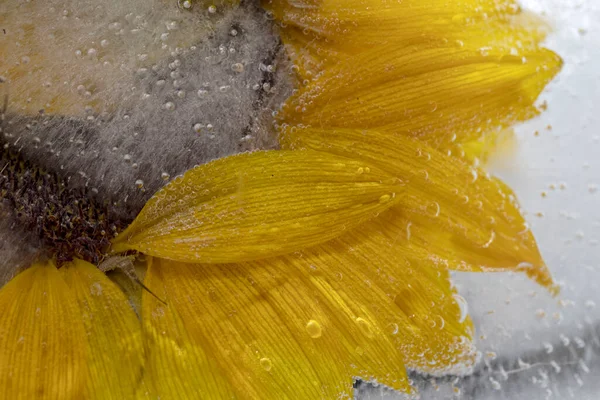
0 0 561 398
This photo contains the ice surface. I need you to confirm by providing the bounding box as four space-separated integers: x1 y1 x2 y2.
0 0 291 282
359 0 600 398
1 0 599 397
1 0 288 220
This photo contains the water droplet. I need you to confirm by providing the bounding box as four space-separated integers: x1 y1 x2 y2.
355 317 375 339
161 172 170 181
135 179 144 189
208 5 217 14
482 231 495 248
164 102 175 111
260 357 272 371
231 63 244 73
437 315 445 330
452 294 468 323
305 320 322 339
108 22 122 31
479 46 492 57
427 201 440 217
90 282 103 296
166 21 179 31
471 169 478 182
355 346 364 356
388 323 399 335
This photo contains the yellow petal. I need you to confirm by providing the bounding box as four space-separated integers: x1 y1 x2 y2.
141 258 237 399
266 0 552 77
0 263 86 399
277 43 561 150
0 260 143 400
60 259 145 399
143 256 411 398
271 242 477 376
113 150 402 263
282 127 555 290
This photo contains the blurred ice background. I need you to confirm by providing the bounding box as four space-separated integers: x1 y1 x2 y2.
360 0 600 398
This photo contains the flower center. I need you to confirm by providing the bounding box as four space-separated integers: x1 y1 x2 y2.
0 140 125 264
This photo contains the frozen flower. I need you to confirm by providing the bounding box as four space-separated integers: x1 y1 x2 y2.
0 0 561 398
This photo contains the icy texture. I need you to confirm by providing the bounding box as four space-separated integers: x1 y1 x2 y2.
1 0 599 397
1 0 289 220
359 0 600 398
0 0 291 283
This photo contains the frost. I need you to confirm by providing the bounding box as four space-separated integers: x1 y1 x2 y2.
1 0 292 224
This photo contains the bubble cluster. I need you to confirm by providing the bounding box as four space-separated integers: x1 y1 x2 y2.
1 0 292 222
